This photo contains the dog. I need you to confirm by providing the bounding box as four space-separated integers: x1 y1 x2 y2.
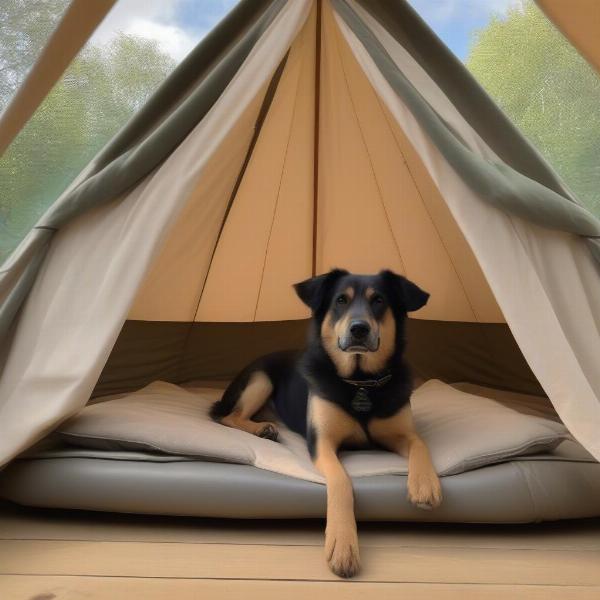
210 269 442 578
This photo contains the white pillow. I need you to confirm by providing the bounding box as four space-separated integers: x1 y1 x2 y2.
57 379 569 482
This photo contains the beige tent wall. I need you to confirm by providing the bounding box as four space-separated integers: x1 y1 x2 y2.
197 4 317 323
126 88 268 322
129 4 317 324
127 0 502 325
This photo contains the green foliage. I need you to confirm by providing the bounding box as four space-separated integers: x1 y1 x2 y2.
466 1 600 217
0 0 70 112
0 7 175 263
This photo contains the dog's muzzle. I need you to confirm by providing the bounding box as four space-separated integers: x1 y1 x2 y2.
338 320 380 353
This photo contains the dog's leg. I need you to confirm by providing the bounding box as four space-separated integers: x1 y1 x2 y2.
369 405 442 510
309 395 367 578
216 371 278 441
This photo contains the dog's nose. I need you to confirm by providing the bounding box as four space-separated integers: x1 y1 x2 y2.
349 320 370 340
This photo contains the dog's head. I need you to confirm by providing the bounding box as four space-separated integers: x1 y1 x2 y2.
294 269 429 374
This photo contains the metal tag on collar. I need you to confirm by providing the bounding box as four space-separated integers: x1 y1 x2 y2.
343 372 392 388
351 387 372 413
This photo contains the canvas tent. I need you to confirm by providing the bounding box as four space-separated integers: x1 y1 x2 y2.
0 0 599 521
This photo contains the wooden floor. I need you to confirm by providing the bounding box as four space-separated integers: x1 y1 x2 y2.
1 501 599 599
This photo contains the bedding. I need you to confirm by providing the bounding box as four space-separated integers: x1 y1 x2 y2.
1 457 599 522
56 379 569 483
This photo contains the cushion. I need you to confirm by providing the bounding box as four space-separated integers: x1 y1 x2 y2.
57 379 570 482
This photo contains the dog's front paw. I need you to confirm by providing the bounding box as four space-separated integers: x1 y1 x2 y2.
407 470 442 510
325 525 360 578
256 422 279 442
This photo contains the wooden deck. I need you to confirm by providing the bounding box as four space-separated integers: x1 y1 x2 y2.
1 501 599 599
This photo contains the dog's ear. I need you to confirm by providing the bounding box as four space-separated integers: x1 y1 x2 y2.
380 270 429 312
294 269 348 313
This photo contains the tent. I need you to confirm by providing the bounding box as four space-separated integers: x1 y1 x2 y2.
0 0 599 521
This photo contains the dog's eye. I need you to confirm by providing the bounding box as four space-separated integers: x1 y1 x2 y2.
371 295 384 305
336 294 348 305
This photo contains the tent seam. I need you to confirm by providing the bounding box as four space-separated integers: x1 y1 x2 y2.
335 5 480 323
312 0 322 276
252 34 306 321
331 12 408 276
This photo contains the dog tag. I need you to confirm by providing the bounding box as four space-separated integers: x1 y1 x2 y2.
351 388 372 413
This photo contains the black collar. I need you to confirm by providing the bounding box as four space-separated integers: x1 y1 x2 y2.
342 372 392 388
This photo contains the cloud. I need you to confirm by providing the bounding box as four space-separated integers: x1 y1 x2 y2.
122 19 197 61
89 0 235 61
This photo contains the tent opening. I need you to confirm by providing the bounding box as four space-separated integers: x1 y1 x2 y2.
91 0 542 399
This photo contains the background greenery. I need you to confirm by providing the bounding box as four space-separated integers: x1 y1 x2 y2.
466 1 600 216
0 0 175 262
1 0 599 265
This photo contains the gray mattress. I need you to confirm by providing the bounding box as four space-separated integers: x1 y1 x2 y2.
1 442 599 523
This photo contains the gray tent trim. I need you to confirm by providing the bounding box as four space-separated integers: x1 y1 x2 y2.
333 0 600 260
0 0 286 343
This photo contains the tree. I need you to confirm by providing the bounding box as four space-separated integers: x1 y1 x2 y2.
0 14 175 262
466 1 600 217
0 0 70 112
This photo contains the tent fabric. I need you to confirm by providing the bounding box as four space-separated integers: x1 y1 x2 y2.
194 17 315 323
129 0 501 324
0 0 286 344
0 0 313 468
537 0 600 75
316 2 501 322
0 0 599 472
132 6 317 323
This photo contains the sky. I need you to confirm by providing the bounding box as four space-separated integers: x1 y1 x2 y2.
407 0 525 60
90 0 525 65
91 0 240 62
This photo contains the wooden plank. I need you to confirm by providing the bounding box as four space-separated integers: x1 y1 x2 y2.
2 504 599 551
1 539 599 585
1 575 599 600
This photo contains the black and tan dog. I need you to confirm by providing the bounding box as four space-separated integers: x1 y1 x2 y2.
210 269 442 577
